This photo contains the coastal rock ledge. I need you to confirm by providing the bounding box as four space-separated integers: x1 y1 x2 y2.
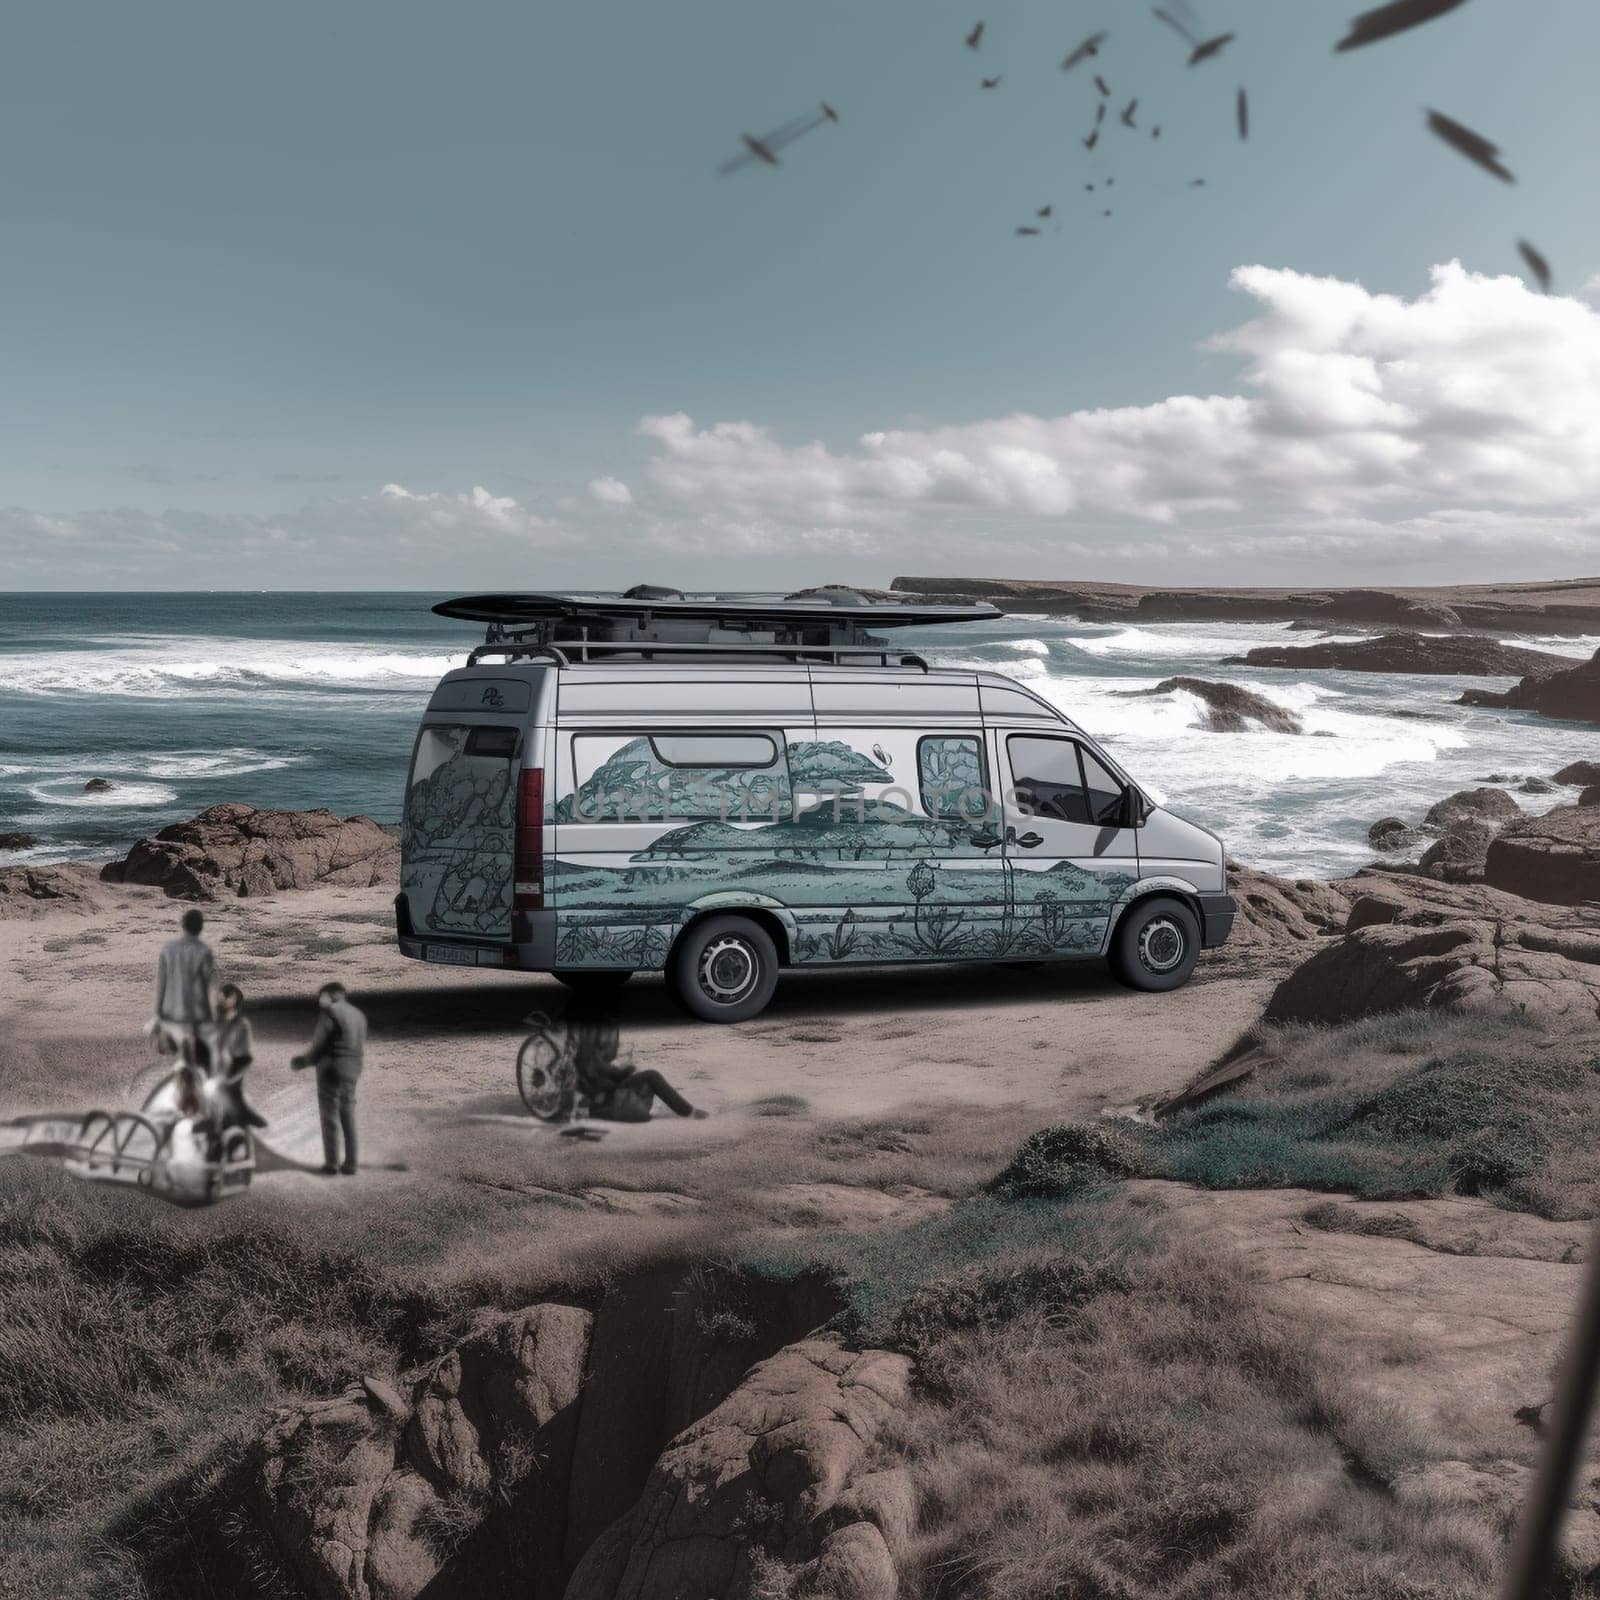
101 802 399 900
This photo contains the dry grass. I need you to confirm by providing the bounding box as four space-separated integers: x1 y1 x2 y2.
882 1231 1502 1600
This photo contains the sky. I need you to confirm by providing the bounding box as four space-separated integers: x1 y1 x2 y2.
2 0 1598 592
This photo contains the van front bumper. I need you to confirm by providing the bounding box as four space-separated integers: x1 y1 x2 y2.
1197 892 1237 948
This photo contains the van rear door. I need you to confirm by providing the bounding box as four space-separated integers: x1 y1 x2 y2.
401 722 519 943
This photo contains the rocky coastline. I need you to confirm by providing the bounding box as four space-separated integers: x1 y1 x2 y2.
892 575 1600 633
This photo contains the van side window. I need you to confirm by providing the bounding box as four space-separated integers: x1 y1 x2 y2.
650 734 776 768
1078 746 1126 826
1007 736 1126 827
1007 736 1090 824
917 736 990 822
563 732 792 823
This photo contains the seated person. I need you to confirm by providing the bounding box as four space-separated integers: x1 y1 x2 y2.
569 1015 707 1124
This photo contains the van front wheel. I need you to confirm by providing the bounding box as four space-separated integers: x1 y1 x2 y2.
670 915 778 1023
1108 897 1200 993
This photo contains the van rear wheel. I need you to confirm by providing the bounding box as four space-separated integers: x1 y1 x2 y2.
669 915 778 1023
1108 897 1200 992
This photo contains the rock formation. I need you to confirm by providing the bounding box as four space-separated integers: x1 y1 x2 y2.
1555 761 1600 787
0 830 37 850
82 777 114 793
1368 816 1423 854
1219 862 1352 956
1221 632 1572 678
1135 677 1302 734
1483 805 1600 906
245 1266 883 1600
1461 647 1600 725
0 863 107 919
100 803 399 900
1264 873 1600 1028
1422 787 1523 829
889 576 1600 632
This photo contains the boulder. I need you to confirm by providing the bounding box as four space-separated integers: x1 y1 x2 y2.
1422 787 1522 831
1520 777 1556 795
564 1340 912 1600
1581 787 1600 808
252 1303 592 1600
0 831 37 851
0 863 107 919
1462 647 1600 725
1368 816 1423 854
101 803 399 901
1140 678 1302 734
1221 631 1572 678
1483 806 1600 907
83 778 114 793
1554 761 1600 787
1219 862 1353 957
1418 819 1495 880
1265 875 1600 1028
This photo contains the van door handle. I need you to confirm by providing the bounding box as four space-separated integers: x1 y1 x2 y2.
1006 828 1043 849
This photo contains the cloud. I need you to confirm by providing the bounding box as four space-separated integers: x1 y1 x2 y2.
587 475 634 507
0 482 571 587
637 262 1600 565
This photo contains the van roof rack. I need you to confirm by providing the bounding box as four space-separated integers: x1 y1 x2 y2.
435 589 1000 667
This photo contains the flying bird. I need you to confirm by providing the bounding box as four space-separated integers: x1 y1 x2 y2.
1120 98 1138 127
966 19 985 48
1094 74 1111 97
1105 175 1115 187
1085 182 1095 191
1037 205 1053 217
1189 177 1207 186
1189 32 1236 65
1336 0 1470 51
982 75 1002 88
1083 128 1100 151
1095 101 1106 125
718 105 838 175
1016 225 1041 236
1063 32 1107 70
1153 6 1198 45
1425 108 1514 181
1237 87 1249 139
1517 238 1552 292
1103 208 1113 217
1152 124 1162 138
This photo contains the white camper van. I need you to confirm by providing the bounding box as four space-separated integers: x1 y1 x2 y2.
397 589 1235 1022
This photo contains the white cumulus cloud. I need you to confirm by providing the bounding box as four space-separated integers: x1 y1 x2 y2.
637 262 1600 564
587 475 634 507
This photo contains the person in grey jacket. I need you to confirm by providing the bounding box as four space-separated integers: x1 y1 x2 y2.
151 908 216 1062
291 982 367 1175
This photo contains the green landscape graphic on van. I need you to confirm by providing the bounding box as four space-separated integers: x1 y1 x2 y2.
551 735 1132 968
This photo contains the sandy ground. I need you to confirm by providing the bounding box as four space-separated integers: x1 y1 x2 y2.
0 878 1270 1190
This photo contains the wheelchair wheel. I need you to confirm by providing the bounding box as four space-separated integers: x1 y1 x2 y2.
516 1027 575 1121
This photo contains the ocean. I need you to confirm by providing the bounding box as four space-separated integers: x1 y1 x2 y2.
0 592 1593 879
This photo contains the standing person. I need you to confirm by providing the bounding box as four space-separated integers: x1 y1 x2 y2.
291 982 367 1175
212 983 268 1130
151 908 216 1064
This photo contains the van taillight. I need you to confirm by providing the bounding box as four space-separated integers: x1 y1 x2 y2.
515 768 543 910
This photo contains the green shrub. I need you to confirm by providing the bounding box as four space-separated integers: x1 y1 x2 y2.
985 1123 1148 1199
